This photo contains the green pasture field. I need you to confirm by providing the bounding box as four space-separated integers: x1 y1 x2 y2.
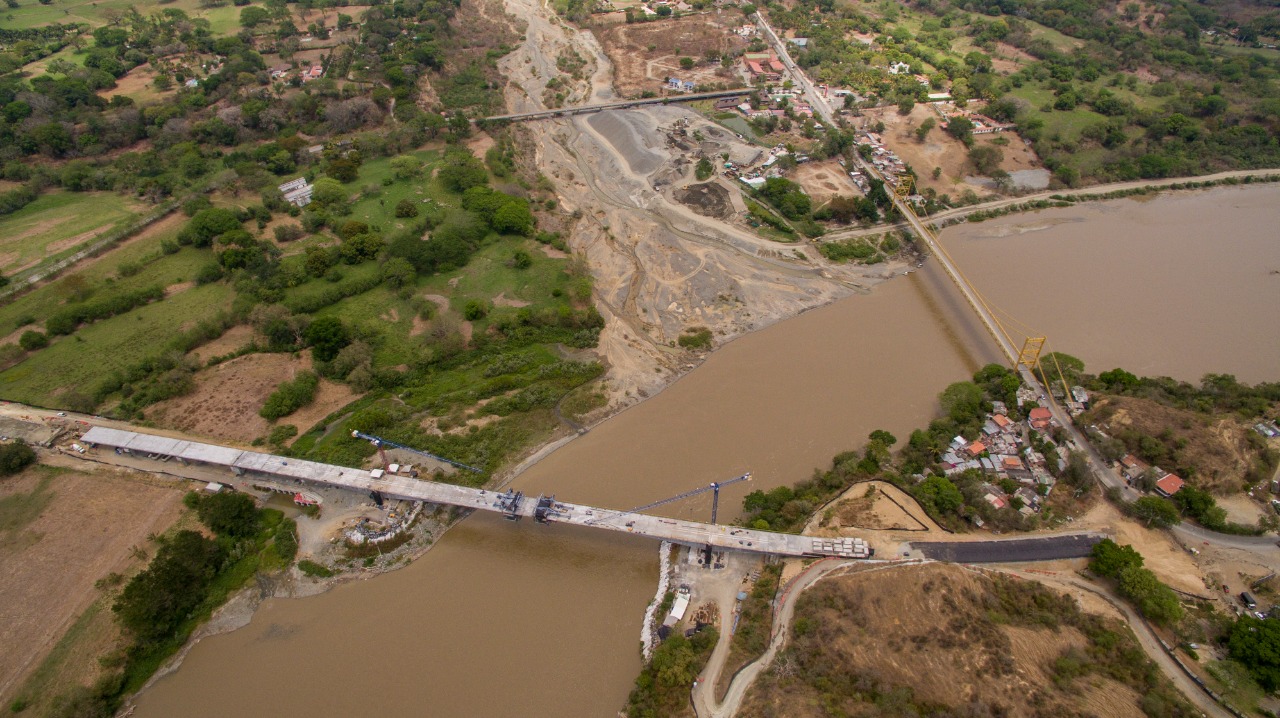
0 191 142 276
1017 18 1086 53
21 45 85 76
420 237 574 315
1007 85 1108 140
1210 43 1280 61
345 149 453 230
0 223 213 337
0 281 234 404
310 235 576 368
4 0 245 31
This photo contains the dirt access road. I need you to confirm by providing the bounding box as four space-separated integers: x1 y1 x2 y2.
496 0 897 410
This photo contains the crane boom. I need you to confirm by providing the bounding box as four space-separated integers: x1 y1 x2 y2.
351 431 484 473
626 473 751 514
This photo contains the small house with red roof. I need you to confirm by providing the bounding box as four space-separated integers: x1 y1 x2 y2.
1155 473 1185 497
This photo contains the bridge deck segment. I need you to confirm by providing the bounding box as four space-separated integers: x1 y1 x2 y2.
81 426 850 558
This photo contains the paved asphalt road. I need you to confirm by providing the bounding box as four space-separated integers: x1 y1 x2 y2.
911 534 1103 563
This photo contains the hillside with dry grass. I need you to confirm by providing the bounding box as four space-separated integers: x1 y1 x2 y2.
739 564 1195 718
1083 394 1273 494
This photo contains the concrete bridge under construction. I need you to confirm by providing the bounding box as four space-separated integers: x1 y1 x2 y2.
80 425 870 559
80 425 1102 562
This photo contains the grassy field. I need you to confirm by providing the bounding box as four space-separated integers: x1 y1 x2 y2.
345 148 452 230
0 192 142 276
1018 18 1086 53
1210 43 1280 61
0 280 234 405
421 237 576 314
1008 85 1108 140
0 223 213 340
4 0 245 30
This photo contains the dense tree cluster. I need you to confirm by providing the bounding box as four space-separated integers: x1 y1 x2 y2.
0 441 37 476
1228 616 1280 692
1090 539 1183 625
114 530 224 643
259 370 321 420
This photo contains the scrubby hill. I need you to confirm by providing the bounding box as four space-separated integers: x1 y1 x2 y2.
739 563 1194 718
1083 394 1272 494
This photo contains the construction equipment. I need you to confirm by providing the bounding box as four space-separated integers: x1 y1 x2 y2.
351 431 483 474
533 494 564 523
495 489 524 521
627 473 752 526
627 473 752 565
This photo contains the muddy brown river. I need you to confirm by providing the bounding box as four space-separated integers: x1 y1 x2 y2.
943 184 1280 384
132 185 1279 716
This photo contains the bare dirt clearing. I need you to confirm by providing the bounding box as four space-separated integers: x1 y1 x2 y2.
860 105 1041 198
817 480 932 532
148 352 354 442
1075 500 1207 595
791 160 861 204
102 63 170 104
187 324 256 361
593 12 746 97
0 465 185 704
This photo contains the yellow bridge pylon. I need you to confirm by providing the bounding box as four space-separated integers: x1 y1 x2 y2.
889 172 1073 406
1016 336 1046 371
894 172 914 201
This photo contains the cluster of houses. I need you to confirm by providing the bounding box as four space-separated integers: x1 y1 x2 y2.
734 89 816 119
634 0 694 15
933 101 1015 135
742 52 786 81
270 63 325 84
937 402 1061 518
853 130 908 193
1117 454 1186 498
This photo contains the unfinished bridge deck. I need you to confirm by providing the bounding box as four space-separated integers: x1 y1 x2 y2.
81 426 854 558
81 426 1103 562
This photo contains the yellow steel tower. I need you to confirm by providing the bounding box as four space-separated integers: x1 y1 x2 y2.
892 173 1072 405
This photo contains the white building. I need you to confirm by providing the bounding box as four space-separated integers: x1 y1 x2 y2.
279 177 313 207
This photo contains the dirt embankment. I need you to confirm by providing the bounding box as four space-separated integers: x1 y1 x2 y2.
1083 394 1269 495
738 563 1170 718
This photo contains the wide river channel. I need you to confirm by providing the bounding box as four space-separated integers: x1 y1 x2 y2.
133 184 1280 716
